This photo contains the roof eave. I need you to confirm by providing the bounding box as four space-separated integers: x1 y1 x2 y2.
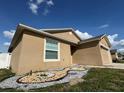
101 35 112 48
78 38 99 45
78 34 111 48
43 28 82 41
8 24 78 52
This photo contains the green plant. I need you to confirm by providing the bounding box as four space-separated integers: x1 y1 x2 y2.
29 70 32 76
40 74 47 77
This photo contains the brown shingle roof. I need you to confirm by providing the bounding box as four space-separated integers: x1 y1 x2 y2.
41 28 82 41
8 24 78 52
8 24 111 52
79 34 111 47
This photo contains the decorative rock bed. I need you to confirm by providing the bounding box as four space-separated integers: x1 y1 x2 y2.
0 65 89 90
70 65 86 71
18 68 70 83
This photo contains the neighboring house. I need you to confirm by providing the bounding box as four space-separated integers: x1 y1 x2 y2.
122 54 124 60
110 49 118 61
8 24 112 75
118 52 124 60
0 53 11 69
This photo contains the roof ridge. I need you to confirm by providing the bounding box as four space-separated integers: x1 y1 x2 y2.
8 24 78 52
79 34 106 44
40 28 74 31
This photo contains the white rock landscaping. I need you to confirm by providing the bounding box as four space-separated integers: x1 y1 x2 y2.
0 65 89 90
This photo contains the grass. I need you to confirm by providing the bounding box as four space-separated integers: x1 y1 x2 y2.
30 68 124 92
0 88 24 92
116 60 124 63
0 69 15 82
1 68 124 91
0 69 17 92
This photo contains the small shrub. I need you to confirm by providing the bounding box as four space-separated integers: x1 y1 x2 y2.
29 70 32 76
40 74 47 77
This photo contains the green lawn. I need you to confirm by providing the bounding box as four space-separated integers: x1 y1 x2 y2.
30 68 124 92
1 68 124 92
116 60 124 63
0 69 15 82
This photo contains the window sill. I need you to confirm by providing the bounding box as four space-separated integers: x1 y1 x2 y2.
44 59 60 62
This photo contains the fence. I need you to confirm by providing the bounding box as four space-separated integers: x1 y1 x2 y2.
0 53 11 69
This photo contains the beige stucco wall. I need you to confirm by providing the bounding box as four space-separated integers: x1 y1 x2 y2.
10 30 112 75
11 31 72 75
10 36 22 73
51 31 80 43
100 37 109 47
99 38 112 65
72 41 103 66
100 47 112 65
73 38 112 66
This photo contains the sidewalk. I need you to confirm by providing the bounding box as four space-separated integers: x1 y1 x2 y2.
83 63 124 70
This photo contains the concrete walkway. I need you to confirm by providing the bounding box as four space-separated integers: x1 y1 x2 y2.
104 63 124 69
84 63 124 70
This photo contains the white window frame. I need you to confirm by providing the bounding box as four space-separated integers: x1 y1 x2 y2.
44 37 60 62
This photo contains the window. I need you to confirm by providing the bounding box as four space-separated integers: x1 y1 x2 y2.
44 38 60 61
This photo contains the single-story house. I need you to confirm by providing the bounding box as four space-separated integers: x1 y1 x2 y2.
9 24 112 75
118 53 124 60
110 49 118 61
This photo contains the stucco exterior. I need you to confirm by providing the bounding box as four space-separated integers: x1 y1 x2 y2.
10 35 23 73
72 38 112 66
9 24 112 75
72 41 103 66
100 37 109 47
99 38 112 65
48 31 80 43
11 31 72 75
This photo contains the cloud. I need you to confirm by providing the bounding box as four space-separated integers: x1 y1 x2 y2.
108 34 119 47
28 0 54 15
75 30 93 40
107 34 124 54
98 24 109 29
118 48 124 52
37 0 44 5
120 40 124 46
3 42 10 47
75 31 124 53
29 3 38 14
46 0 54 6
3 30 15 48
108 34 124 47
3 30 15 39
